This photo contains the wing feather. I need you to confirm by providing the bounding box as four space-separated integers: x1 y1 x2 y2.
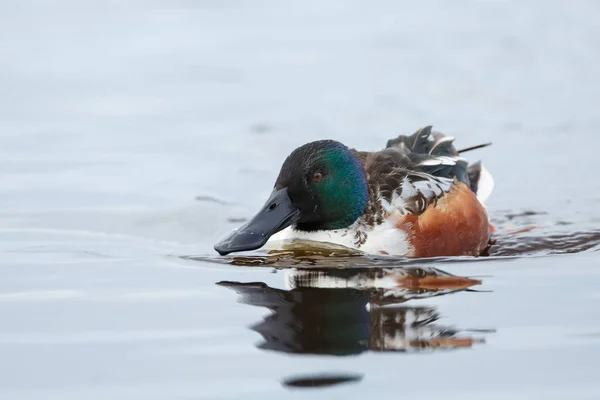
358 126 492 219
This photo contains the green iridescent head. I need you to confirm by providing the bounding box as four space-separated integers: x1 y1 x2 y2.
214 140 369 255
274 140 369 231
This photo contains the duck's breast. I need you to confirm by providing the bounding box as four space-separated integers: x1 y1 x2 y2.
268 219 413 256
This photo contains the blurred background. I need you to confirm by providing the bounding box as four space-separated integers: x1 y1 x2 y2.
2 0 599 247
1 1 599 399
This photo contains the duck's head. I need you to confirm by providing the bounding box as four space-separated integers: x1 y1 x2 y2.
214 140 369 255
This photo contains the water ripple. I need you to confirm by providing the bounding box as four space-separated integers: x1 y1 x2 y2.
191 227 600 269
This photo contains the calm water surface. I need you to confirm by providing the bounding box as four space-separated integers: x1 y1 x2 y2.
1 1 600 399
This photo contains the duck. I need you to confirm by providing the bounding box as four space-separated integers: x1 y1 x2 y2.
214 126 494 257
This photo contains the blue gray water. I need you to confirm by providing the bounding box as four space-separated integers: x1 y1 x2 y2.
1 1 600 399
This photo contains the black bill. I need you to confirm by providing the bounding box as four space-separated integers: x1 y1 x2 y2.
214 188 300 255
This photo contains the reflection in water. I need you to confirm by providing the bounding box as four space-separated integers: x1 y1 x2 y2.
218 266 493 356
282 373 363 389
188 242 493 269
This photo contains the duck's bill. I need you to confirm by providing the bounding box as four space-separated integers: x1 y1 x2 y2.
214 188 300 256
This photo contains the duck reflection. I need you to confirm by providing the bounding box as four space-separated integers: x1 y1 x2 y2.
218 266 493 355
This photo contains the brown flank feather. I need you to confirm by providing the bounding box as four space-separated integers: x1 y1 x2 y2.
397 182 490 257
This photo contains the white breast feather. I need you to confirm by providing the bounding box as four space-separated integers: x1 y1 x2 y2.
268 216 412 256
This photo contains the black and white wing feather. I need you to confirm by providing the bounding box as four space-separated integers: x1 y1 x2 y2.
357 125 490 217
385 158 463 215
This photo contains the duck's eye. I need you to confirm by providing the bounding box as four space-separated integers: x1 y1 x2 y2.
312 172 323 182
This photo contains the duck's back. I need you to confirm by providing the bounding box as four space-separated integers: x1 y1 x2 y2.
385 126 492 197
351 126 494 257
353 126 493 211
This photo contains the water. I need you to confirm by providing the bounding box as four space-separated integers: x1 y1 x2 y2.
1 1 600 398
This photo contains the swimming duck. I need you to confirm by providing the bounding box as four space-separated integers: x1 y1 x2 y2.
214 126 493 257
